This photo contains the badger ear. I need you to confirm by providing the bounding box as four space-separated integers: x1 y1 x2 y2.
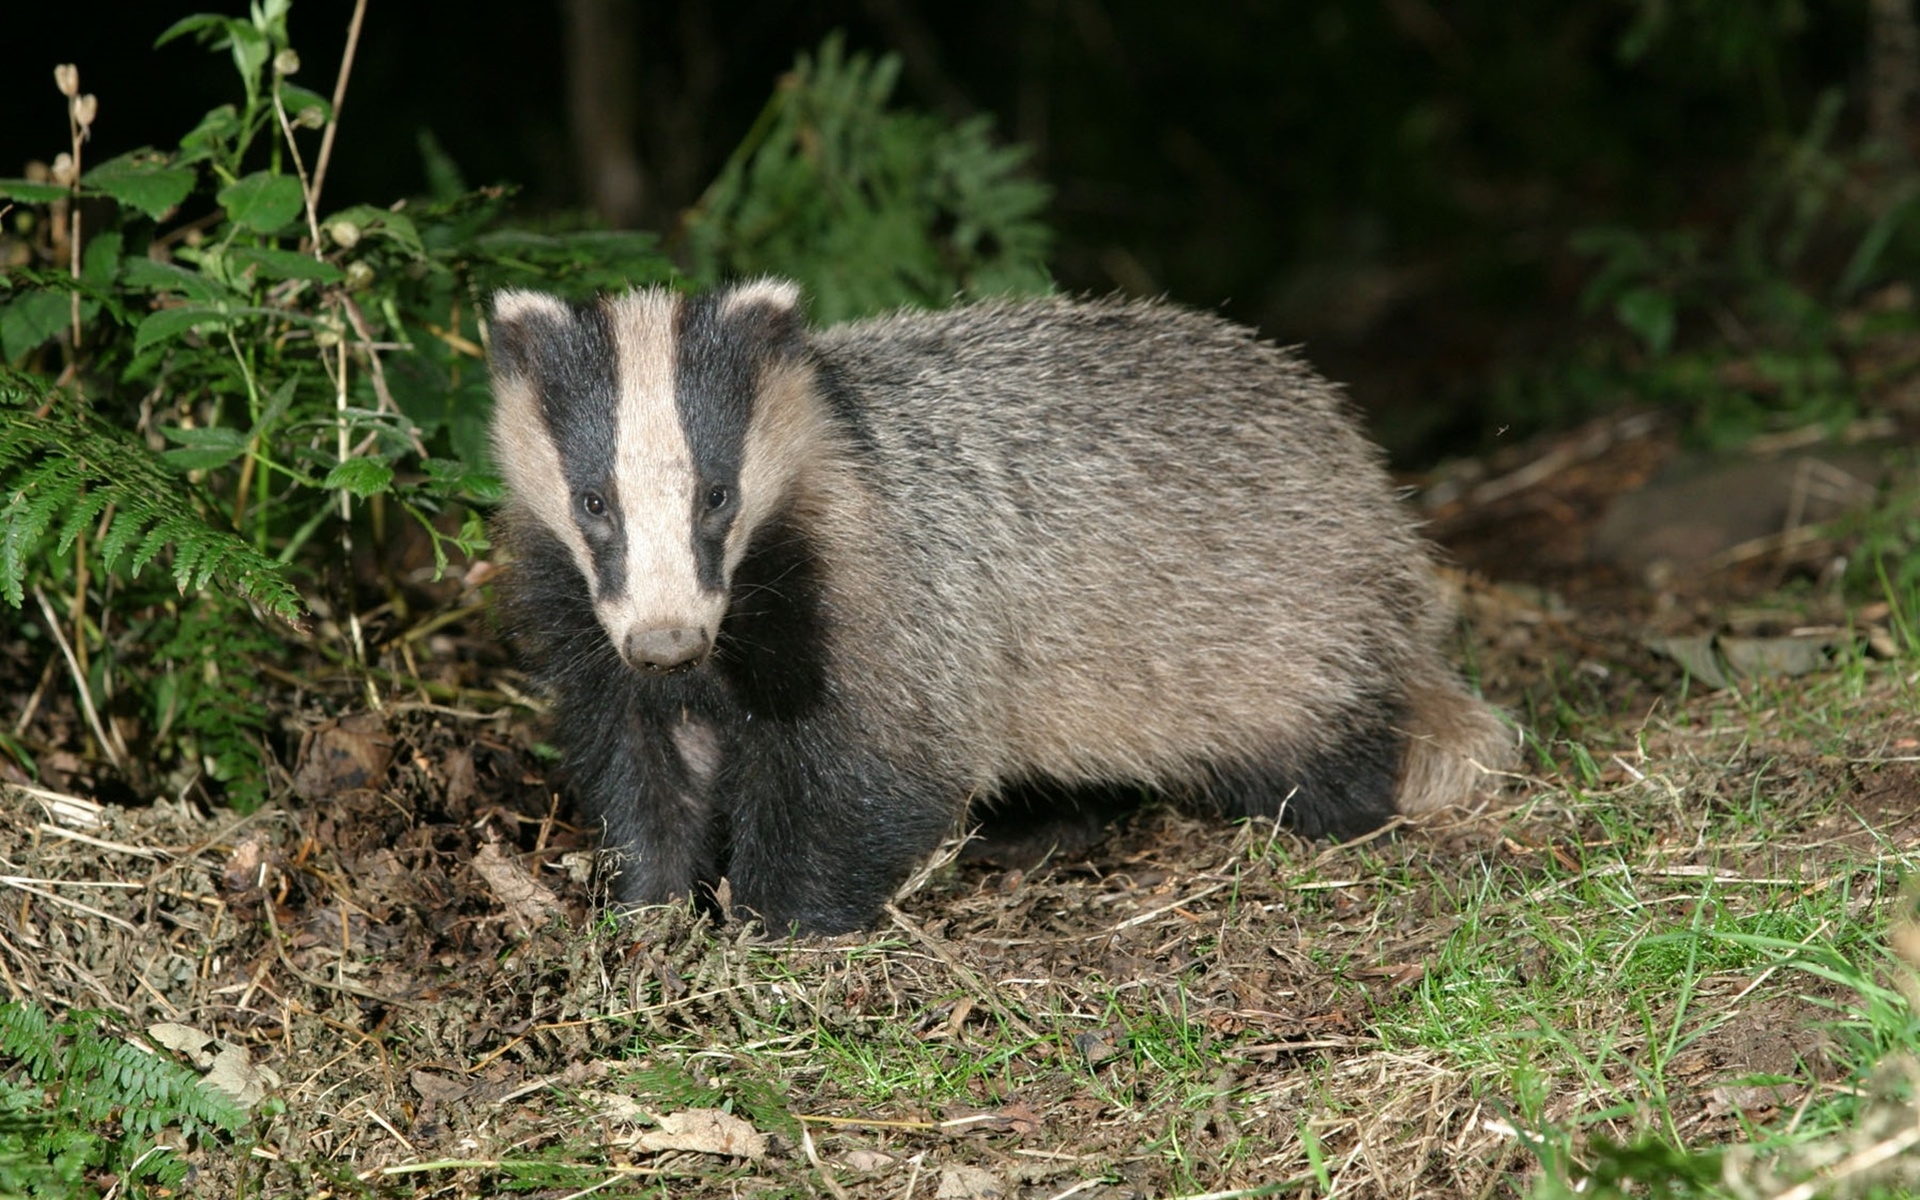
488 289 571 378
720 278 807 361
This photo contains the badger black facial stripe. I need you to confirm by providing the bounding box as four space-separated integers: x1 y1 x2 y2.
534 301 627 599
487 292 608 605
674 293 761 591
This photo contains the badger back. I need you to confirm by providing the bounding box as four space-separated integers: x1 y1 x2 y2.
809 297 1447 786
485 281 829 673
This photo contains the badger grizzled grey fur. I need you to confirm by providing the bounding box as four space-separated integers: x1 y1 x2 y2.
487 280 1511 933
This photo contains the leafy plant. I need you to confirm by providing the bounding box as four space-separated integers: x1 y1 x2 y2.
0 2 670 804
1566 81 1920 449
0 6 1060 808
683 32 1053 324
0 1002 248 1197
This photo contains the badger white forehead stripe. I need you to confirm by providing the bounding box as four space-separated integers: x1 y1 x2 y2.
490 288 572 326
601 289 719 634
718 277 802 319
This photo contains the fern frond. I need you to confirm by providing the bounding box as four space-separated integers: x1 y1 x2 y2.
0 1003 57 1081
0 1002 247 1192
0 405 304 623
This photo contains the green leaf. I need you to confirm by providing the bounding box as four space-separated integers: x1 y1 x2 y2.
121 258 235 305
81 232 123 290
177 104 242 166
277 83 333 126
0 179 69 205
1615 286 1676 357
154 13 235 48
218 172 304 233
0 408 303 622
257 375 299 431
322 204 426 259
226 22 271 98
0 291 72 360
158 425 248 472
323 458 394 498
83 152 196 221
227 246 342 283
134 305 233 355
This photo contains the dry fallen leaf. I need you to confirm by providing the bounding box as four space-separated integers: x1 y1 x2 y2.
291 711 393 800
471 841 562 933
636 1107 768 1161
941 1101 1041 1137
580 1088 649 1125
937 1164 1005 1199
1648 632 1842 689
411 1069 470 1104
148 1022 280 1109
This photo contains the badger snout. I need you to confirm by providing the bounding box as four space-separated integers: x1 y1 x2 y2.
623 626 711 672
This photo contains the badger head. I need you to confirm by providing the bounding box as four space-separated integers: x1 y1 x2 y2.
486 279 820 672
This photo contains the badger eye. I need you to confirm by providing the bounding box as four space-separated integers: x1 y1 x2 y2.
581 491 607 517
704 485 731 511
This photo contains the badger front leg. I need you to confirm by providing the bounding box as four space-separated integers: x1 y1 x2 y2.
717 712 955 934
560 703 724 909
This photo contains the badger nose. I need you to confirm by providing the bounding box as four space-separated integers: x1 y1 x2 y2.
624 626 709 671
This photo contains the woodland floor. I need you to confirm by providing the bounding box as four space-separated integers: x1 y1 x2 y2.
2 405 1918 1198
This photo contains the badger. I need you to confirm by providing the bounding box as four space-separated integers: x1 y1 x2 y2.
486 279 1512 934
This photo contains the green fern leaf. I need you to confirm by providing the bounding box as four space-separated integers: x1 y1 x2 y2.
0 400 304 623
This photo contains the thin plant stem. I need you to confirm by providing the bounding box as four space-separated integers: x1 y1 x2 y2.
309 0 370 212
32 587 123 770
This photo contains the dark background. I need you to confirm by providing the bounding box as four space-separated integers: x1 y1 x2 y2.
1 2 1889 460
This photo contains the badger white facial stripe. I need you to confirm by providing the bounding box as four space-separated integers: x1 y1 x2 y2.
600 290 724 656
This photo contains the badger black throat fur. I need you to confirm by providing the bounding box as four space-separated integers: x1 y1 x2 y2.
487 279 1514 933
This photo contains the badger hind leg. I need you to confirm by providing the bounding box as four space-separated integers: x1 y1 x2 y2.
963 778 1147 868
1392 670 1515 816
1192 711 1405 840
1194 679 1511 839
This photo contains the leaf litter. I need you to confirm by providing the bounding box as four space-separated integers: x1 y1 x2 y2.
0 412 1916 1197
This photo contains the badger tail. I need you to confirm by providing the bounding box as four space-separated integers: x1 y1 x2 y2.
1393 671 1516 816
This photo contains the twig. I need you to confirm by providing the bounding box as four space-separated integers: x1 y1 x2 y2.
800 1122 852 1200
32 586 123 770
0 877 139 933
797 1113 940 1131
54 65 94 350
886 904 1045 1044
11 654 57 737
339 294 429 456
269 79 325 256
309 0 369 210
261 892 415 1009
1104 880 1230 935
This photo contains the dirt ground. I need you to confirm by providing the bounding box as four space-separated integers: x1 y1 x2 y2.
1 406 1916 1198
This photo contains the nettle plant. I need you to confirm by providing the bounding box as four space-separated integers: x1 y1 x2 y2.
0 1 671 806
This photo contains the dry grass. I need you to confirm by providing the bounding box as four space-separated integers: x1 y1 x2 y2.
1 628 1916 1197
